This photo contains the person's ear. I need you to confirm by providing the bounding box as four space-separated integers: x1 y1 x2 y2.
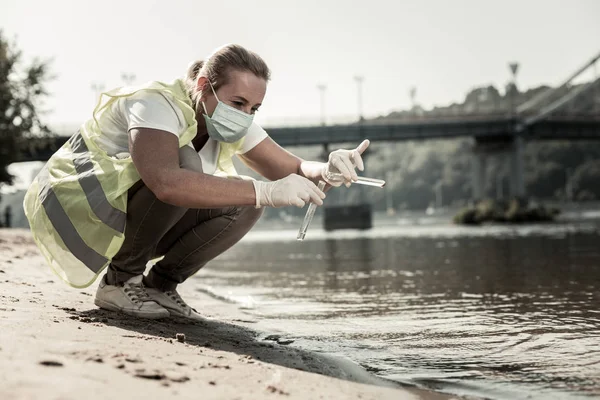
196 76 209 103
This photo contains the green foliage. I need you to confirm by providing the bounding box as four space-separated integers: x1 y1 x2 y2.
525 161 564 198
0 30 52 192
572 160 600 200
343 138 600 212
354 81 600 211
525 142 600 201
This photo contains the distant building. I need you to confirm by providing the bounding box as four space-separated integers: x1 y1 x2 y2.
0 161 43 229
0 189 28 228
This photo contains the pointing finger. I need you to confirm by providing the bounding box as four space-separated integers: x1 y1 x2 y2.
355 139 370 155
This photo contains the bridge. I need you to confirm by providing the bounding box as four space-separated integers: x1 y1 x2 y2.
18 52 600 202
267 115 600 145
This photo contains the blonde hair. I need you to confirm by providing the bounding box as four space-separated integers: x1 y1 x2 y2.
185 44 271 107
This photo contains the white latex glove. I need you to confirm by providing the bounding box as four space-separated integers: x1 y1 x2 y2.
321 140 370 187
252 174 326 208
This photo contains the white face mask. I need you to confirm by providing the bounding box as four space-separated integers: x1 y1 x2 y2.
201 81 254 143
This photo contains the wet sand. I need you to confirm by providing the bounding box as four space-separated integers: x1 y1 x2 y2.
0 228 458 400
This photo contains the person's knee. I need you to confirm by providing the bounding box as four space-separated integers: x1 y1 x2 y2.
178 145 203 173
236 206 264 227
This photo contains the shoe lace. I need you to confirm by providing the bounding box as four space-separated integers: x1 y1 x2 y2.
124 282 152 303
165 290 190 310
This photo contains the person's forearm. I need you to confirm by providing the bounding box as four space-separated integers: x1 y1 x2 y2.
156 169 257 208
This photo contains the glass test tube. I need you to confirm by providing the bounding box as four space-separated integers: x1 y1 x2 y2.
297 180 327 241
353 177 386 188
324 170 386 188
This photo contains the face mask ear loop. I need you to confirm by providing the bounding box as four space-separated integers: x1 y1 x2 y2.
208 80 219 101
201 79 219 115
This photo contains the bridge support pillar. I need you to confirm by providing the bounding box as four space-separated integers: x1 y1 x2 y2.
319 143 330 162
471 136 526 201
471 149 487 200
509 136 525 198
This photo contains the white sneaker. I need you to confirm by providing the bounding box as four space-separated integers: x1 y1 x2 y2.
145 287 205 321
94 275 170 319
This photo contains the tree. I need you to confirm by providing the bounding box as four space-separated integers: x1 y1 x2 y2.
572 160 600 200
0 30 52 199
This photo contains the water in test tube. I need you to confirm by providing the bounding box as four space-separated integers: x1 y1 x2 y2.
297 180 327 241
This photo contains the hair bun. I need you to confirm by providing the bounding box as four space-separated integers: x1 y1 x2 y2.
186 60 204 81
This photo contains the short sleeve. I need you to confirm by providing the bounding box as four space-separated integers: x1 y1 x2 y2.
124 91 186 137
237 122 268 154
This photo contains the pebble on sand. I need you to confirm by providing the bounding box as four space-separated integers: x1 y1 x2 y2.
39 360 63 367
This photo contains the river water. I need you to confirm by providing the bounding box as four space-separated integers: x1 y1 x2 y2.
193 213 600 399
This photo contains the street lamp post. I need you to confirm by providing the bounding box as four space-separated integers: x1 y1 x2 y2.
385 170 395 215
496 171 503 200
508 62 519 119
594 60 599 115
566 167 573 202
317 84 327 126
434 180 443 208
507 62 525 198
410 86 416 106
354 76 364 122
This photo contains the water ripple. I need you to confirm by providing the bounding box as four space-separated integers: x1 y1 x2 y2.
195 226 600 399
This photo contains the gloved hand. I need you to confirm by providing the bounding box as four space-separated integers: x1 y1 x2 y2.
252 174 326 208
321 139 370 187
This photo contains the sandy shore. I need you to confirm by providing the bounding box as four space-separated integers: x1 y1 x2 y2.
0 228 458 400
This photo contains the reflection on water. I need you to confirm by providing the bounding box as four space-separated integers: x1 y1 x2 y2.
196 225 600 399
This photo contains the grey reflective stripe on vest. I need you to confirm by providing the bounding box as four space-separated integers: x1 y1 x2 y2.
68 133 126 233
38 167 108 273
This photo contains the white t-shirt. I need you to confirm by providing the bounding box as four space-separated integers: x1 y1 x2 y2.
94 91 268 175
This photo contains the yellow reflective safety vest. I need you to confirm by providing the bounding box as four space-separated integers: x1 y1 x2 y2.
23 79 244 288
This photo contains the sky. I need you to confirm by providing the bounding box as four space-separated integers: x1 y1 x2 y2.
1 0 600 131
